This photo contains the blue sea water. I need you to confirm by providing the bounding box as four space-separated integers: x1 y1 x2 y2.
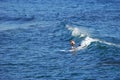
0 0 120 80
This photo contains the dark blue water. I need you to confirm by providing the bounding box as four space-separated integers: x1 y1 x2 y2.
0 0 120 80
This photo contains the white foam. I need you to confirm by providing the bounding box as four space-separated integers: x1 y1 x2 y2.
66 25 87 37
98 39 120 47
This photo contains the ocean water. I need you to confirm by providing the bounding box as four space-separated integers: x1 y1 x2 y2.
0 0 120 80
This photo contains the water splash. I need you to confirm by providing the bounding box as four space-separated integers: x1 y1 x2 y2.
66 25 88 38
66 25 120 51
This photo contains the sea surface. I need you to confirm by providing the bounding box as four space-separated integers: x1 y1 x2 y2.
0 0 120 80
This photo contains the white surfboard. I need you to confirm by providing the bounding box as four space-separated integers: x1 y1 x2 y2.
60 46 86 52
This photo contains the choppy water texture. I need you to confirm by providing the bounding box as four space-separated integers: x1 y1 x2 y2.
0 0 120 80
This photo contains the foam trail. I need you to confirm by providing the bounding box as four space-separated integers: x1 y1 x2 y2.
0 22 43 31
98 39 120 47
66 25 120 50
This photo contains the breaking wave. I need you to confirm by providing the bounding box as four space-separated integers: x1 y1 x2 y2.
66 25 120 51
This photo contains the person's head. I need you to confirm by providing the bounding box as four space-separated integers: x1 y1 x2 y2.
70 40 75 45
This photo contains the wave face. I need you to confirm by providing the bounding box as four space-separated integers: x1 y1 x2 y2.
0 0 120 80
